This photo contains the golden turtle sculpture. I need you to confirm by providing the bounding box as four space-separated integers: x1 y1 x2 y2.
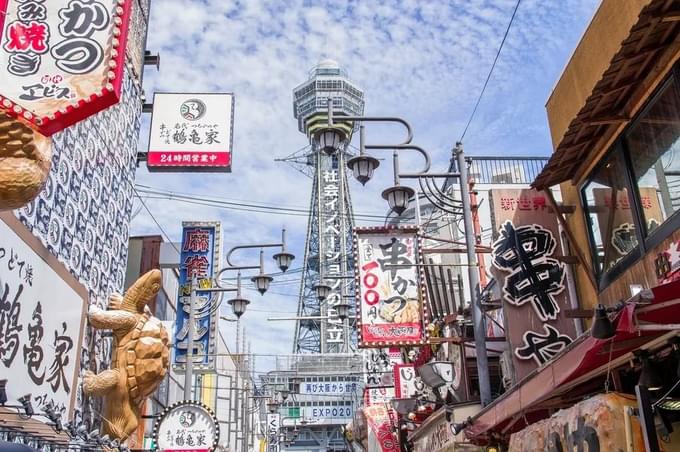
83 269 170 442
0 111 52 211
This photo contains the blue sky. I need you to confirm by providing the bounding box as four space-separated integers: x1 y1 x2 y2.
130 0 601 371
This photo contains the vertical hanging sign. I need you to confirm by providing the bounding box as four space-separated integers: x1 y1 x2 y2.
0 0 133 135
489 189 577 381
353 227 430 348
173 221 221 373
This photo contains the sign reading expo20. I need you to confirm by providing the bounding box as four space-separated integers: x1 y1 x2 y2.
0 0 133 136
153 400 220 452
353 226 430 348
147 93 235 172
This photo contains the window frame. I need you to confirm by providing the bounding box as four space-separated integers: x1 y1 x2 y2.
580 65 680 291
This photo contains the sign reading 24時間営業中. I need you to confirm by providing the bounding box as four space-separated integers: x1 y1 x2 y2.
0 0 133 135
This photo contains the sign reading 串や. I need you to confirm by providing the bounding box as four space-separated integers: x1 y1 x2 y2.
353 227 429 348
320 167 346 347
147 93 235 172
173 222 221 373
489 189 577 381
0 0 133 135
0 213 86 421
153 400 220 452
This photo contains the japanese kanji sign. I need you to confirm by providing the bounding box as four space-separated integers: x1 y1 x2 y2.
353 227 429 348
147 93 235 172
363 385 395 407
173 222 221 372
153 400 220 452
267 413 280 452
0 0 133 135
489 189 577 381
0 212 86 422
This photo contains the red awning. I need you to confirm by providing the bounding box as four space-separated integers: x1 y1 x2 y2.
465 279 680 444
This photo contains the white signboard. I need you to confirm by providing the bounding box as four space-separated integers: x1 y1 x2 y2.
147 93 235 172
0 0 133 135
267 413 280 452
299 380 359 395
153 400 220 452
299 405 353 425
364 386 395 407
0 213 86 421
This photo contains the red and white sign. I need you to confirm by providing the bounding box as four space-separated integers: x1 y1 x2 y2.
0 0 133 135
147 93 235 172
363 386 395 407
394 364 419 398
364 405 399 452
354 227 429 348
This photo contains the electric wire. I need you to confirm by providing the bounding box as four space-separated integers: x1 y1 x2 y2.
459 0 522 142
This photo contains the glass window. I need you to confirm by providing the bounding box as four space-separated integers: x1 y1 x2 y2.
582 150 639 274
627 77 680 235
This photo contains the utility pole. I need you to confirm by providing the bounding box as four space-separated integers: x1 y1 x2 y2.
456 142 492 406
184 272 198 401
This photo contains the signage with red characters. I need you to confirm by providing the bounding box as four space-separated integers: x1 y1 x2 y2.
0 0 133 135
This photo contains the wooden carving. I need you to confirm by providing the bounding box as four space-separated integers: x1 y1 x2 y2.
83 269 170 442
0 112 52 211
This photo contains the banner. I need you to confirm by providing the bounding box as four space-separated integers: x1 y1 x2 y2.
267 413 280 452
364 405 399 452
353 227 429 348
173 222 221 372
147 93 235 172
0 212 87 421
489 189 577 381
0 0 133 135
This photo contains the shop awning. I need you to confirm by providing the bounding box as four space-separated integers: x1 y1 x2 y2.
464 279 680 444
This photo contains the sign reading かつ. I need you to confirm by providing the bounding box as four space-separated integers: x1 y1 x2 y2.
0 212 87 421
353 227 429 348
147 93 235 172
0 0 133 135
173 222 221 372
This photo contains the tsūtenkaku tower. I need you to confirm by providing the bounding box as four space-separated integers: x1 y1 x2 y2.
292 60 364 353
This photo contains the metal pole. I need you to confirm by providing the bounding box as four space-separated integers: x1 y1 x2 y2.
184 272 197 401
456 142 492 407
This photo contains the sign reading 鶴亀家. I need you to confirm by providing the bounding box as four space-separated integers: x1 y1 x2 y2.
153 400 220 452
173 222 221 373
0 0 133 135
147 93 235 172
353 227 429 348
489 189 577 381
0 212 87 422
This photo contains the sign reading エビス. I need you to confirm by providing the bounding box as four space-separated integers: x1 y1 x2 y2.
0 212 87 422
173 222 221 372
489 189 577 381
353 227 429 348
0 0 133 135
147 93 235 172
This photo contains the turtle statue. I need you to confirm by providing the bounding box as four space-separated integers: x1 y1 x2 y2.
83 269 170 442
0 111 52 211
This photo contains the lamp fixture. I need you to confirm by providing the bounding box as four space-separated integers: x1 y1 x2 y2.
227 272 250 318
0 379 6 405
315 129 345 154
451 417 472 435
274 252 295 273
418 361 455 389
347 154 380 185
382 185 414 216
591 304 616 339
267 400 280 413
313 282 332 302
17 393 34 417
636 351 662 391
251 250 273 295
390 398 419 415
335 302 352 321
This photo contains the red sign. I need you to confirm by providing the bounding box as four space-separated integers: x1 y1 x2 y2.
0 0 133 136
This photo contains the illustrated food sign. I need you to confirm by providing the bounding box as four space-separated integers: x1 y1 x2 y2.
489 189 577 381
353 227 429 348
0 0 133 135
153 400 220 452
173 222 221 372
509 393 645 451
147 93 235 172
0 212 87 421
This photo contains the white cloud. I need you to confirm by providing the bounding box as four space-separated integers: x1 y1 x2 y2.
131 0 600 368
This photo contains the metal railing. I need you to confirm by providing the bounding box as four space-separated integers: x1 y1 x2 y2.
466 156 549 185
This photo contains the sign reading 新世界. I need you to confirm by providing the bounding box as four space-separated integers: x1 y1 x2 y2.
173 222 221 373
353 227 430 348
0 0 133 135
0 212 86 422
489 189 577 381
147 93 235 172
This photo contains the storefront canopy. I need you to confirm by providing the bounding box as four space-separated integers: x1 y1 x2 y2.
465 279 680 444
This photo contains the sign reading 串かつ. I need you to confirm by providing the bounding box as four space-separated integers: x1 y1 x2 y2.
353 227 429 348
153 400 220 452
0 0 133 135
147 93 235 172
0 212 87 421
173 222 221 372
489 189 577 381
